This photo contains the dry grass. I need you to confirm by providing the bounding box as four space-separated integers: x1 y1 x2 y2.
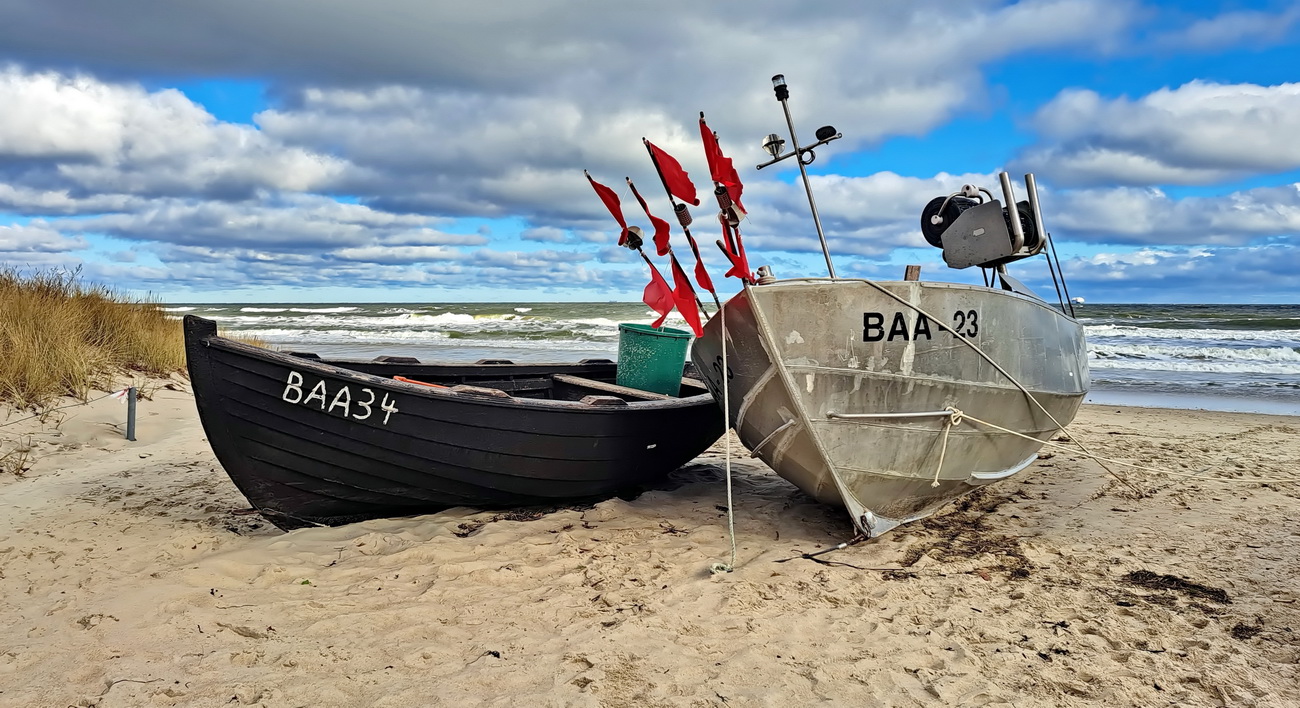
0 436 32 477
0 267 186 409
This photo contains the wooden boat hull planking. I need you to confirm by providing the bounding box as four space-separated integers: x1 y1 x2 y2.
185 316 724 529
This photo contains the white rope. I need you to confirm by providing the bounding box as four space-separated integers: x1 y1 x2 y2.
852 279 1146 496
929 408 963 487
947 406 1300 485
710 301 737 574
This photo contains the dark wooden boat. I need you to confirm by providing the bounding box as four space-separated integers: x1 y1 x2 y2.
184 315 723 530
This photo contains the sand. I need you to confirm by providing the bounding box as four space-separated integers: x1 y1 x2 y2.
1 381 1297 707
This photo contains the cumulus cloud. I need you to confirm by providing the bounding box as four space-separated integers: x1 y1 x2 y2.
54 195 444 249
0 67 349 204
1014 81 1300 186
1153 4 1300 51
3 3 1299 300
329 245 462 264
1060 244 1300 300
0 1 1133 148
1045 183 1300 245
0 222 87 252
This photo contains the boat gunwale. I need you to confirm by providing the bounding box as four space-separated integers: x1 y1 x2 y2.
194 324 715 413
756 277 1085 326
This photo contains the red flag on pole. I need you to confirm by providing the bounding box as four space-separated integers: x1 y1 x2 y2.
722 219 753 283
644 259 676 328
669 254 704 336
585 171 629 245
694 255 715 294
644 141 700 206
699 117 746 214
627 179 671 257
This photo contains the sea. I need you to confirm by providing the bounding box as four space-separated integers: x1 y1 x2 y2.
164 302 1300 416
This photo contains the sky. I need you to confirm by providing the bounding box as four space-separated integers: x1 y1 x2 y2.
1 0 1299 304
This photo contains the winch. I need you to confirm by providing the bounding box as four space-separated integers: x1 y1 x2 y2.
920 173 1047 270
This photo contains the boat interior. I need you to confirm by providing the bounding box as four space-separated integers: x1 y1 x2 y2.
282 352 709 403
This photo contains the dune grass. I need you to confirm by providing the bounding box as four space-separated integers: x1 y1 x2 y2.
0 267 187 409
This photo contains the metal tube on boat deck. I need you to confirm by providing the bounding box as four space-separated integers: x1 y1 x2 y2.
998 172 1025 251
1024 173 1048 254
826 409 953 420
773 75 837 278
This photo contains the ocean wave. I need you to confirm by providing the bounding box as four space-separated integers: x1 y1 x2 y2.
1085 324 1300 345
287 306 359 313
1088 357 1300 375
242 328 451 342
162 306 197 312
1089 343 1300 364
571 317 623 327
514 307 532 313
395 312 477 324
240 307 287 313
250 328 617 352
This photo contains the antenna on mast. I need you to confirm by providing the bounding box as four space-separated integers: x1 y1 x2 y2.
756 74 843 278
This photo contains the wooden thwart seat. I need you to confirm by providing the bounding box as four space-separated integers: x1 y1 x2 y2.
552 374 673 401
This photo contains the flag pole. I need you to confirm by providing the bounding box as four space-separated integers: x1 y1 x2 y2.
700 114 755 284
701 113 739 256
623 225 706 327
642 140 723 311
625 175 716 317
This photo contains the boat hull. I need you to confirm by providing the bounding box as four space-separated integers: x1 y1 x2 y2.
185 316 724 529
691 279 1088 536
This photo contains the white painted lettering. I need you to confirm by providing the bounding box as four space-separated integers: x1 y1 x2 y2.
354 388 374 420
380 393 400 425
282 371 304 403
328 386 352 417
304 381 327 409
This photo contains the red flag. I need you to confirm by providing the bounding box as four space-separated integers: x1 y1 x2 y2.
669 254 704 337
627 179 671 257
643 260 676 328
699 117 745 214
645 141 700 206
722 220 753 283
693 253 715 293
585 171 629 245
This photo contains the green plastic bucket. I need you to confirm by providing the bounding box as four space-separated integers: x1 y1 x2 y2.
616 323 693 396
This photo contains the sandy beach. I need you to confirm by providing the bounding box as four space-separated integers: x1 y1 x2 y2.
1 383 1297 707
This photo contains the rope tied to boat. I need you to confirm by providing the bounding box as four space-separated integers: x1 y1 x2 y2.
929 407 965 488
709 301 738 575
933 406 1300 486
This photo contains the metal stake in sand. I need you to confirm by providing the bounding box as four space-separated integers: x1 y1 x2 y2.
126 386 137 441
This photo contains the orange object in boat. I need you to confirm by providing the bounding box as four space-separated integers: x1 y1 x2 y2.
394 375 448 388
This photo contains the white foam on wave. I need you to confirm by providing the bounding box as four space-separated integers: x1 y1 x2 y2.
395 312 477 324
162 306 197 312
288 306 359 313
571 317 622 328
514 307 532 313
248 328 614 351
240 307 287 313
1088 358 1300 374
246 328 452 343
1090 343 1300 363
1089 341 1300 374
1085 324 1300 344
